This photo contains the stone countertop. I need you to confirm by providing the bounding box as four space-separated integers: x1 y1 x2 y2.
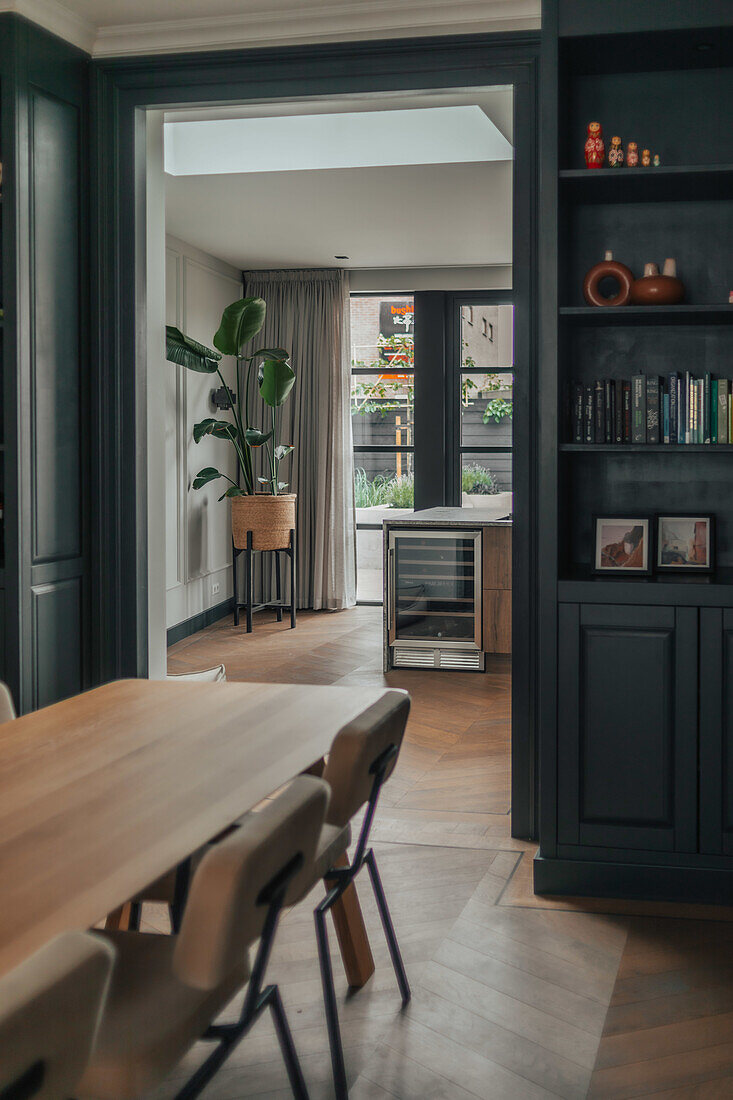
382 507 512 527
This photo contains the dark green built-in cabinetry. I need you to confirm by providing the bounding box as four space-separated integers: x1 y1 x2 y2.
537 0 733 902
0 17 90 712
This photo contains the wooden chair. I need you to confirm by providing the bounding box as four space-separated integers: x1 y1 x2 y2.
0 680 16 723
0 931 115 1100
77 774 330 1100
298 690 412 1100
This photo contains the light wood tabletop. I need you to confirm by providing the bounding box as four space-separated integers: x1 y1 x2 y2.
0 678 391 978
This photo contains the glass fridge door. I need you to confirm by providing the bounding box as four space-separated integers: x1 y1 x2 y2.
388 530 482 648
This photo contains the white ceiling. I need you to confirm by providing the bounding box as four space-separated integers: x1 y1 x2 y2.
0 0 540 56
163 89 513 272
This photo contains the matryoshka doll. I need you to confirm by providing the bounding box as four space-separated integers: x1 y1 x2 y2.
584 121 605 168
608 136 624 167
641 148 651 167
627 141 639 167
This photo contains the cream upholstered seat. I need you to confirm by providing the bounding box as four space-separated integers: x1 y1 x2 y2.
166 664 226 683
0 931 115 1100
78 774 329 1100
299 689 411 1100
0 680 16 723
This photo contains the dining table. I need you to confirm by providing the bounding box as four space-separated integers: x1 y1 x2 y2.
0 678 391 983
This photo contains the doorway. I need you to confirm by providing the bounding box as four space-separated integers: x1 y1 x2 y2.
92 33 539 840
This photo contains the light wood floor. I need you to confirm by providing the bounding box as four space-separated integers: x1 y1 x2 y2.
161 607 733 1099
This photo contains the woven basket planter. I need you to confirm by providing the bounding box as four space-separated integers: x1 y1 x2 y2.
231 493 296 551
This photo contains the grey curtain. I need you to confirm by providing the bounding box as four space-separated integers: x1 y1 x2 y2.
244 268 356 610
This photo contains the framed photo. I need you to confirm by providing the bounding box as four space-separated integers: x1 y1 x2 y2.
656 515 714 574
593 515 652 576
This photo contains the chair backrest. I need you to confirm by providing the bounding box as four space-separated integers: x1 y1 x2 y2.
0 931 115 1100
322 690 410 828
0 681 16 724
166 665 226 683
174 774 329 991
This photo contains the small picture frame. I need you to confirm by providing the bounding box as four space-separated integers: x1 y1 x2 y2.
592 515 652 576
656 514 714 574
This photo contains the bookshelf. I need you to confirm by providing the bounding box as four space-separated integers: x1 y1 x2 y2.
537 1 733 903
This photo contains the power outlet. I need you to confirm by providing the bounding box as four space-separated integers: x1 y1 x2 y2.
212 581 221 596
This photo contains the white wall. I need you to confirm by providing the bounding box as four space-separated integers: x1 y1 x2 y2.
165 235 242 629
350 266 512 292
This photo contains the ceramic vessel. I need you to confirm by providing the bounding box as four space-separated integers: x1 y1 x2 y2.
630 261 685 306
584 122 605 168
583 250 634 307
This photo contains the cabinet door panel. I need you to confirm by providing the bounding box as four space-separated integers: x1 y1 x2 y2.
558 604 697 853
700 608 733 855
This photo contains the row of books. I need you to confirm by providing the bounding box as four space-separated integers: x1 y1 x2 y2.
569 375 733 445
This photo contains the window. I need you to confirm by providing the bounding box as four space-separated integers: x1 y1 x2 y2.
351 295 414 602
459 303 513 507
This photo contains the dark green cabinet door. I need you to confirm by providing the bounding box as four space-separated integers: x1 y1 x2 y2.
700 609 733 855
558 603 697 853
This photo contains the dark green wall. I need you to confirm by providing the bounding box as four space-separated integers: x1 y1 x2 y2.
0 15 90 712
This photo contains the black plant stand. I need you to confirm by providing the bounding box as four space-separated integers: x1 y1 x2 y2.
232 530 296 633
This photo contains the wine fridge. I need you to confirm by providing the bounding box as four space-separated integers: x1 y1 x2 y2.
386 528 484 671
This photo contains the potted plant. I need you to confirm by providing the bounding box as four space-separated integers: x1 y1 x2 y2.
461 464 513 515
165 296 296 550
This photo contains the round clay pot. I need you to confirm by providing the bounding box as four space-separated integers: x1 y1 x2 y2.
582 259 634 307
629 275 685 306
231 493 296 551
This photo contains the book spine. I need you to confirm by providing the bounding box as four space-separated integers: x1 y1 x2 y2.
695 380 702 443
632 375 646 444
718 380 726 443
594 380 605 444
614 379 624 443
669 373 678 443
572 382 583 443
604 379 613 444
583 384 593 443
677 376 684 444
663 391 670 444
712 379 718 444
729 391 732 444
686 371 692 444
623 382 631 443
646 376 660 444
704 372 711 443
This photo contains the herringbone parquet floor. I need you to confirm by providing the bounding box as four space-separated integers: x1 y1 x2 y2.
159 607 733 1099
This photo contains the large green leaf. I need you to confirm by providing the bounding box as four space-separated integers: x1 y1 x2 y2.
213 298 266 356
219 486 247 501
193 418 238 444
259 358 295 407
244 427 274 447
166 326 221 373
246 346 289 362
192 467 223 490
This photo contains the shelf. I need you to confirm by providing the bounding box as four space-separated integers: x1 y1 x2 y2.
559 306 733 327
560 444 733 453
559 164 733 203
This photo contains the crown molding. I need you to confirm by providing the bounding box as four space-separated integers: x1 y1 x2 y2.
0 0 540 58
92 0 540 58
0 0 94 52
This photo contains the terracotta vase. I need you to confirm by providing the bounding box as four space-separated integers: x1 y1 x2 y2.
582 250 634 307
629 261 684 306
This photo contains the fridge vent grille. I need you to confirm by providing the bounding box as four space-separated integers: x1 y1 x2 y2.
392 647 483 670
392 647 435 668
439 650 482 670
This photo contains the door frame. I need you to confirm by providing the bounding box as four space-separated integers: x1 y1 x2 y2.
91 30 540 839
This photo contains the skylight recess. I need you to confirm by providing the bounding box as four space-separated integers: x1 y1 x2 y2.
164 106 513 176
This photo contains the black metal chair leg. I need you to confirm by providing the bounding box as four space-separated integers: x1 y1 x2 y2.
268 985 310 1100
275 552 283 622
128 901 142 932
365 850 411 1004
314 906 348 1100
